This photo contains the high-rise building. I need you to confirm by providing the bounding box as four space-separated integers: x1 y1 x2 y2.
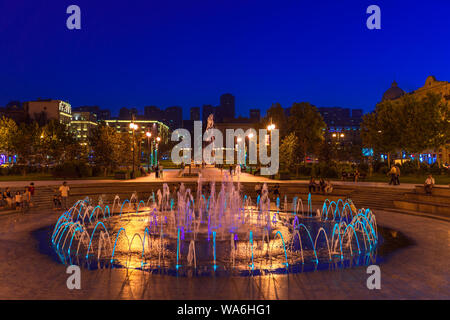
190 107 201 121
144 106 163 120
202 104 216 123
163 106 183 129
73 106 111 121
219 93 235 122
249 109 261 123
317 106 363 147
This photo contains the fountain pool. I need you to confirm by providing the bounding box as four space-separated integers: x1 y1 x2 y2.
50 179 381 276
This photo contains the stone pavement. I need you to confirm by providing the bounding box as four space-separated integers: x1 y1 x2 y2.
0 206 448 299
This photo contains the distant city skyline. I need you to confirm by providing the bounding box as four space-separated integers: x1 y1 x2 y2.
1 1 449 119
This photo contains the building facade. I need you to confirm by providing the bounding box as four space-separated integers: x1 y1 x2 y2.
25 99 72 126
104 119 170 144
381 76 450 164
70 111 98 145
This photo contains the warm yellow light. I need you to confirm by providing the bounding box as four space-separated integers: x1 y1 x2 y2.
340 133 344 137
237 137 242 143
146 132 151 137
332 133 337 137
156 137 161 142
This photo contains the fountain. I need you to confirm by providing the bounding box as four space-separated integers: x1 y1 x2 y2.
51 175 379 276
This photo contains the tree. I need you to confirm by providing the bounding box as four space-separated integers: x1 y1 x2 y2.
279 132 299 172
262 103 287 138
402 93 450 167
288 102 326 166
0 116 18 155
39 120 78 165
89 124 121 175
13 122 40 174
362 93 450 168
361 99 403 167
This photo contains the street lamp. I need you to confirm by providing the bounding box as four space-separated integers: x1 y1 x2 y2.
155 137 161 166
266 123 275 146
129 122 138 179
146 131 152 172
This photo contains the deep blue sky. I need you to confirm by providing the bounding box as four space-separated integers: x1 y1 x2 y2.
1 0 449 119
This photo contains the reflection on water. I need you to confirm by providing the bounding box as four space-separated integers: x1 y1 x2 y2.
47 179 404 277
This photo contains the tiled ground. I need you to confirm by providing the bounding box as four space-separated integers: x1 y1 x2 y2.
0 208 448 300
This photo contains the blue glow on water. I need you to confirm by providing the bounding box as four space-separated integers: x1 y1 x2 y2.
176 227 181 270
249 230 254 271
86 221 108 259
274 231 289 268
111 227 126 263
213 231 217 271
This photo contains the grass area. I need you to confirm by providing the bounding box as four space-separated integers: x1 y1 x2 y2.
0 173 115 181
157 160 181 169
360 173 450 185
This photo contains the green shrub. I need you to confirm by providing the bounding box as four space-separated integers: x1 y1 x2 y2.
52 161 91 178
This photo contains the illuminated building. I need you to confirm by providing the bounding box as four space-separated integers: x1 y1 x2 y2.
70 111 98 145
103 119 170 144
381 76 450 164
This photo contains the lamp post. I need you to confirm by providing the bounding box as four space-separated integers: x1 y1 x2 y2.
129 122 138 179
267 123 275 145
146 131 152 172
155 136 161 166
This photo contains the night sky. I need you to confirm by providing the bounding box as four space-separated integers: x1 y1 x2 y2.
1 0 449 119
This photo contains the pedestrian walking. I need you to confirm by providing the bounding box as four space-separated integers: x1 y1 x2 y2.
388 166 397 185
394 166 401 185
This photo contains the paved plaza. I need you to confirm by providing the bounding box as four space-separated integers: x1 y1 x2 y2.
0 190 448 299
0 167 436 189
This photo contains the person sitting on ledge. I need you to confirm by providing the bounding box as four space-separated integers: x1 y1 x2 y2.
319 178 326 193
14 191 22 211
424 174 435 195
308 177 317 193
2 188 13 209
324 179 333 194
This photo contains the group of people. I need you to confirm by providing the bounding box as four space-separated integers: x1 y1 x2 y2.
1 181 70 212
0 183 35 212
308 177 333 194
